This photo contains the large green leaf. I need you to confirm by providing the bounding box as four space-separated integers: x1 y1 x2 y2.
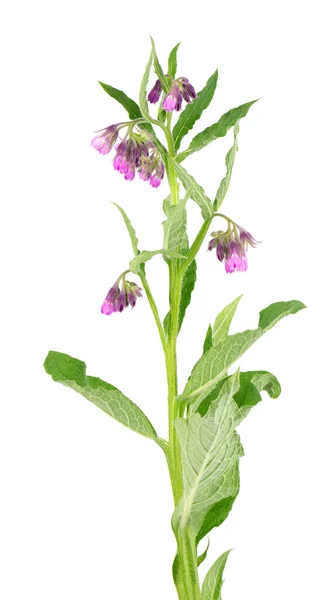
44 351 158 441
182 300 305 411
176 99 258 163
174 162 213 219
111 202 139 256
174 372 243 534
212 295 242 345
173 70 219 151
214 122 240 211
201 550 231 600
168 42 180 78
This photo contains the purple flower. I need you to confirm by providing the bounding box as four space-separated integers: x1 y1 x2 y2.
148 79 162 104
91 124 119 155
163 84 181 112
208 221 257 274
101 278 142 316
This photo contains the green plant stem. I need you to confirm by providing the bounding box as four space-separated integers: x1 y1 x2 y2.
177 527 201 600
139 271 167 357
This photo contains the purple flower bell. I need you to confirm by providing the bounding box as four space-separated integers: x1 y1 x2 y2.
101 277 142 316
208 222 257 274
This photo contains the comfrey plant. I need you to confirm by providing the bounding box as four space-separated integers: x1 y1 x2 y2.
44 40 305 599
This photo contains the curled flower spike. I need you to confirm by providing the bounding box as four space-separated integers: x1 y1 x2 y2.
148 79 162 104
91 124 119 155
101 276 142 316
162 77 196 112
92 122 165 188
208 220 257 274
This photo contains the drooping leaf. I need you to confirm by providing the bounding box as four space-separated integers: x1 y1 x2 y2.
44 351 158 442
163 259 197 337
201 550 231 600
174 372 244 534
163 200 189 255
174 162 213 219
173 70 218 151
212 295 242 345
129 249 186 274
111 202 139 256
150 37 170 93
214 122 240 211
168 42 180 78
203 324 213 355
182 300 305 411
176 99 259 163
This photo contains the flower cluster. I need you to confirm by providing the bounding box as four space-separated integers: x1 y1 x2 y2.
92 125 165 187
101 276 142 316
148 77 196 112
208 221 257 273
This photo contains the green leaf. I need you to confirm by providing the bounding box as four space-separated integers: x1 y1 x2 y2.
176 99 259 163
168 42 180 78
174 162 213 219
182 300 305 411
130 249 186 274
139 48 153 119
151 37 170 92
99 81 143 121
44 351 158 441
212 295 242 345
173 70 218 151
163 200 189 255
214 122 240 211
201 550 231 600
203 324 213 355
197 539 210 566
163 259 197 337
111 202 139 256
174 372 244 533
196 478 239 545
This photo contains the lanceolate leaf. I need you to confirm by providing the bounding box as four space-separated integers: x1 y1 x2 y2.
176 99 258 163
173 70 219 151
151 37 170 93
168 42 180 78
174 162 213 219
203 324 213 355
163 259 197 337
174 372 243 533
139 48 153 119
44 351 158 441
163 200 189 255
182 300 305 411
197 539 210 566
111 202 139 256
201 550 231 600
214 122 240 211
99 81 143 121
212 295 242 345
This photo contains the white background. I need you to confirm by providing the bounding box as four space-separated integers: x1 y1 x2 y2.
1 1 329 598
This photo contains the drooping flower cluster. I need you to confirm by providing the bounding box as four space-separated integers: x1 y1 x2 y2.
148 77 196 112
101 276 142 316
92 124 165 187
208 221 257 273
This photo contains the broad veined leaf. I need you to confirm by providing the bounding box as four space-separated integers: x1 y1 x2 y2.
198 370 281 418
176 99 258 163
111 202 139 256
174 162 213 219
174 372 244 534
203 324 213 355
163 199 189 255
129 249 186 274
168 42 180 78
214 122 240 211
44 351 158 442
163 259 197 336
173 70 219 151
182 300 305 411
212 295 242 345
150 37 170 92
201 550 231 600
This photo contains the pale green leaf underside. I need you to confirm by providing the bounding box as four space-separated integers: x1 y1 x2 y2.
44 351 157 441
163 200 189 255
111 202 139 256
175 372 243 533
214 122 240 211
201 550 231 600
183 300 305 411
212 295 242 345
176 99 258 163
174 162 213 219
173 70 219 151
